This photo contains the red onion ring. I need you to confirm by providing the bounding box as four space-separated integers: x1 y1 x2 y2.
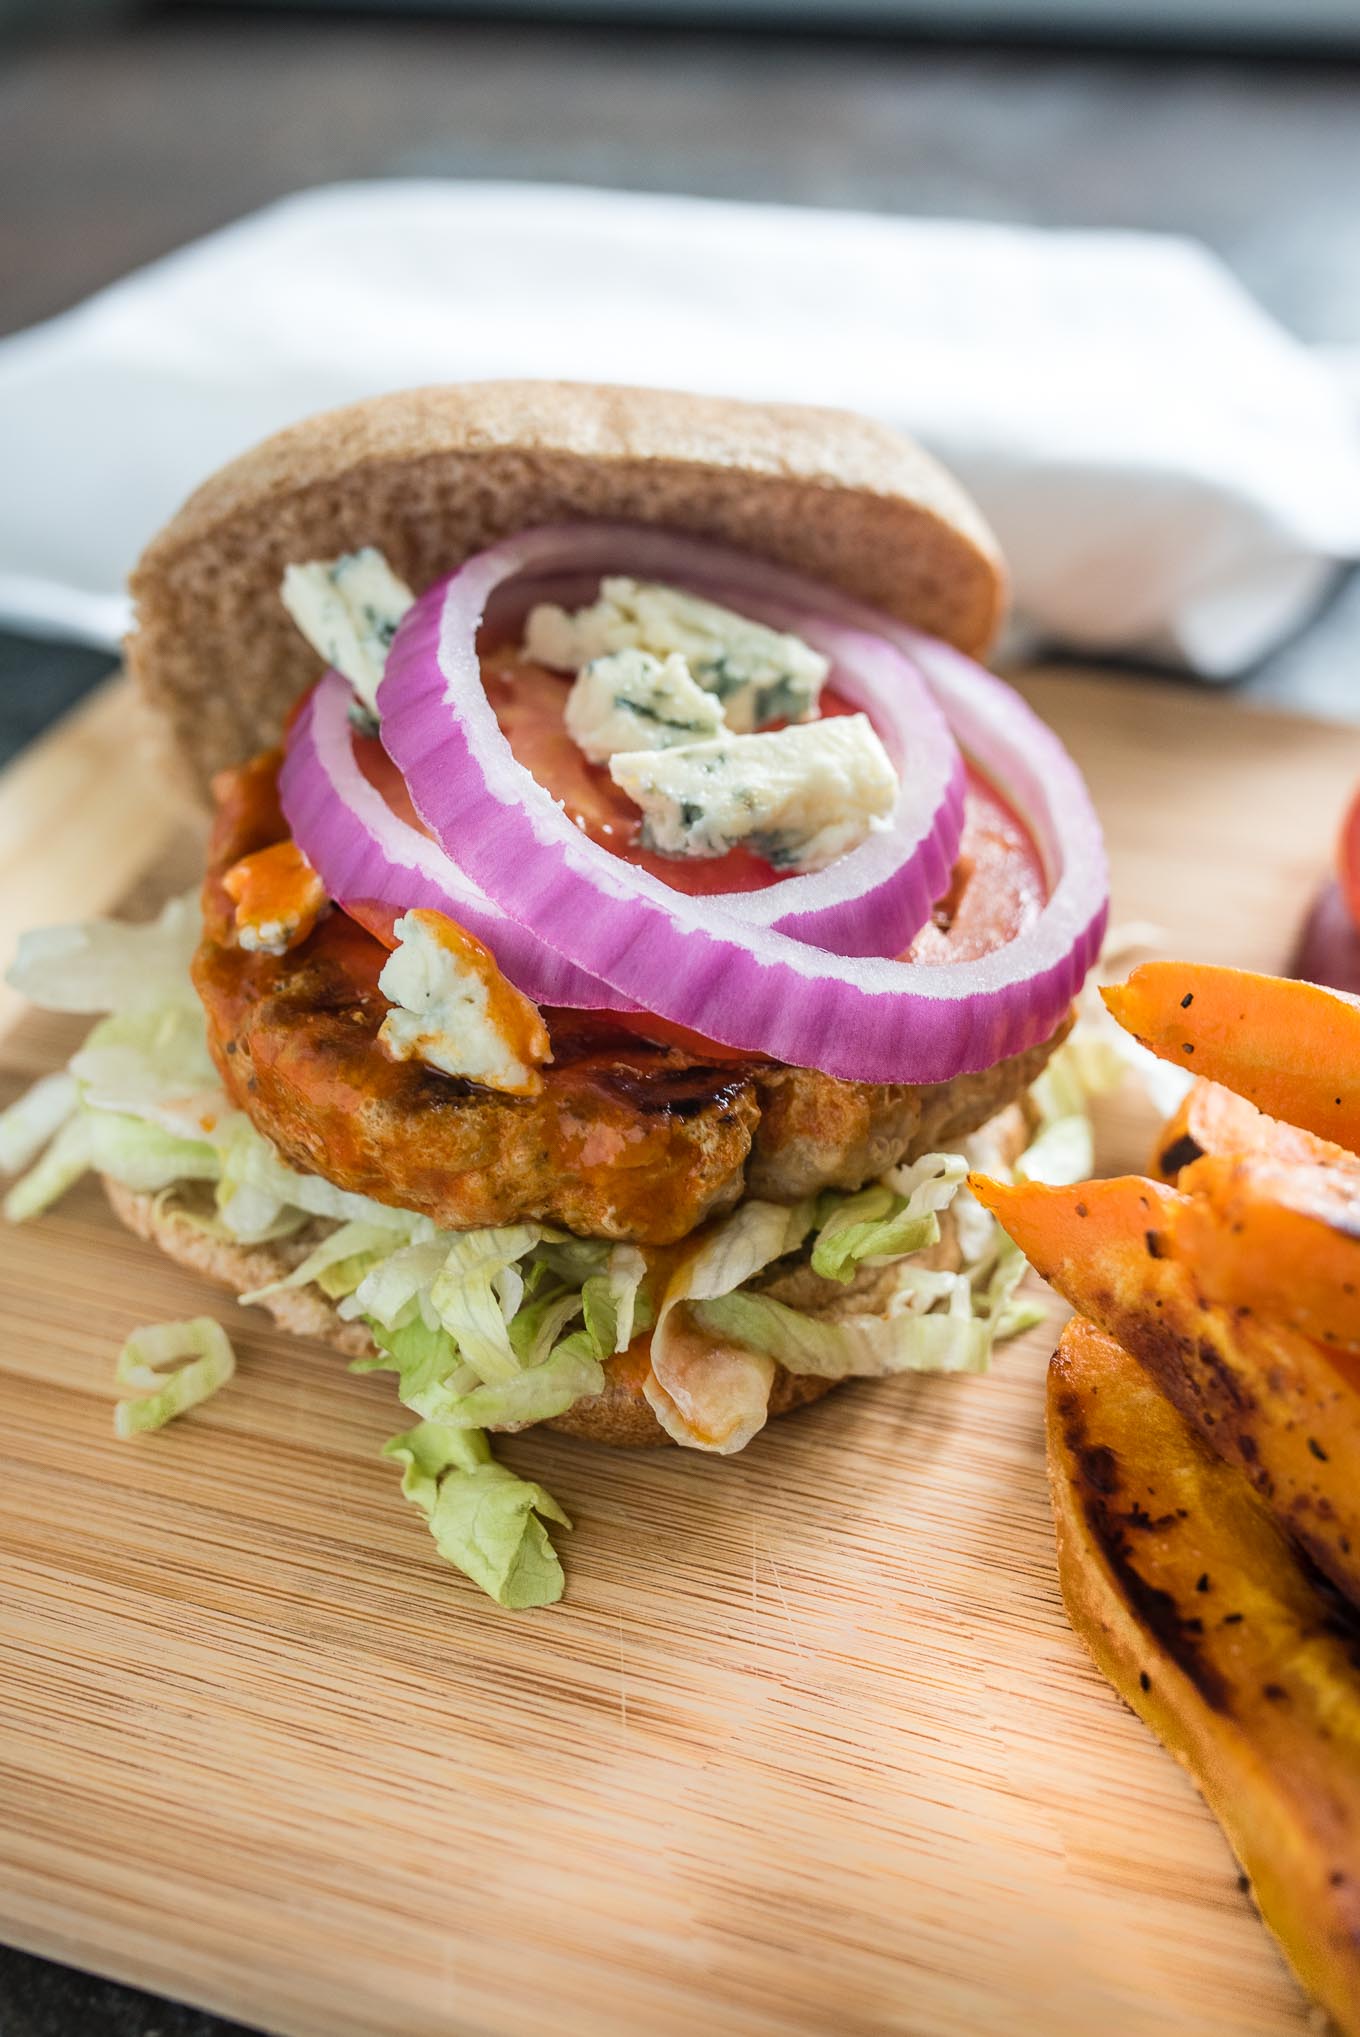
377 526 1108 1084
280 672 630 1011
678 612 964 956
486 547 967 961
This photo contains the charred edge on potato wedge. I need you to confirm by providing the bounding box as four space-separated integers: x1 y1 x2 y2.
1049 1316 1360 2037
975 1171 1360 1608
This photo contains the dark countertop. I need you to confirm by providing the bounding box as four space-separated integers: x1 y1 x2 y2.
1 10 1358 2032
0 1946 261 2037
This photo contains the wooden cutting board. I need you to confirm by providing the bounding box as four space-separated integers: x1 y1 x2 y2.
0 670 1353 2037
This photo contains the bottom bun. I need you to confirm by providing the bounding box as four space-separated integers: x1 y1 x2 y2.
102 1176 837 1448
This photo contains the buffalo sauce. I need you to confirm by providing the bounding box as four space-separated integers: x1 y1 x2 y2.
193 748 761 1246
221 837 328 954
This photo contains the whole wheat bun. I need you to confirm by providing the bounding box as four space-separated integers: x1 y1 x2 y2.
128 380 1005 797
102 1178 837 1448
116 381 1014 1448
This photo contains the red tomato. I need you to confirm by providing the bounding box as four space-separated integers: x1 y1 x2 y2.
342 897 401 951
902 762 1047 965
481 649 791 896
339 648 1051 1048
1340 787 1360 932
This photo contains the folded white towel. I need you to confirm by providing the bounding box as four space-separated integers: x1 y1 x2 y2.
2 179 1357 674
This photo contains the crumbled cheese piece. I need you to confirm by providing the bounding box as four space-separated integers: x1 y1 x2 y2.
563 648 726 765
281 548 415 713
608 714 898 872
524 578 828 732
222 840 329 956
377 909 550 1098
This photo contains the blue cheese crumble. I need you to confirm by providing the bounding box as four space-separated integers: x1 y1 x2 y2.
564 648 726 764
281 548 415 715
608 714 898 872
377 911 549 1098
524 578 829 733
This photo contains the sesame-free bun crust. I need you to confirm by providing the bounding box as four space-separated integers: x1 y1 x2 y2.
128 381 1005 796
102 1176 835 1448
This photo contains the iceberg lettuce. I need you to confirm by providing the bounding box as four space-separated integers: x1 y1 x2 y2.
810 1152 968 1283
696 1230 1037 1381
643 1197 815 1452
383 1422 570 1609
4 1110 220 1222
1 888 1126 1608
113 1316 237 1437
0 1070 77 1175
7 894 200 1016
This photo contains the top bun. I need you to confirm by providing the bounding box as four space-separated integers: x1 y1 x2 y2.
128 380 1005 797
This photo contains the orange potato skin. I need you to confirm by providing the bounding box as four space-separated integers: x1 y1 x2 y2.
977 1135 1360 1351
973 1170 1360 1603
1105 962 1360 1154
1050 1317 1360 2037
1153 1078 1359 1184
1174 1152 1360 1350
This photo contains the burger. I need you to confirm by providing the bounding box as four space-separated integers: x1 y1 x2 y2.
2 382 1109 1606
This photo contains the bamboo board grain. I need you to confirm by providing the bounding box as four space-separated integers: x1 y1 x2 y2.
0 669 1356 2037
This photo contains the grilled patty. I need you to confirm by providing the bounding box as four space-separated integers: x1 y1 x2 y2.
195 752 1067 1246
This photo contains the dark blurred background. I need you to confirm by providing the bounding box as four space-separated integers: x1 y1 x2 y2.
1 2 1359 2028
3 0 1359 774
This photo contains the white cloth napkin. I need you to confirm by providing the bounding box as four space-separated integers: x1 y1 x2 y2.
3 179 1358 675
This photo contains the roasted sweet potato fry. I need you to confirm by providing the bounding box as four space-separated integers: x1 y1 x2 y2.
974 1171 1360 1600
1050 1316 1360 2037
1153 1078 1358 1184
1105 962 1360 1153
975 1165 1360 1349
1176 1152 1360 1350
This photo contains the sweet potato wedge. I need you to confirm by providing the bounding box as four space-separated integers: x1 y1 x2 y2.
974 1171 1360 1600
1176 1151 1360 1350
1049 1316 1360 2037
974 1163 1360 1352
1154 1078 1359 1184
1105 962 1360 1153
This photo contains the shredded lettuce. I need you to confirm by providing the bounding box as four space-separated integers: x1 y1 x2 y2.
581 1243 652 1356
7 894 201 1016
3 1115 92 1222
697 1228 1035 1381
644 1197 815 1451
238 1219 410 1309
213 1117 421 1244
383 1422 570 1609
423 1340 606 1431
113 1316 237 1437
4 1110 219 1223
71 1003 222 1137
149 1187 309 1248
342 1238 448 1329
0 1070 78 1175
357 1315 469 1396
1014 1114 1094 1187
810 1152 968 1283
1 889 1139 1608
428 1224 559 1384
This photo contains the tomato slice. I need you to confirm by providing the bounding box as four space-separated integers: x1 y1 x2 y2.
337 646 1050 1052
1340 786 1360 932
902 761 1046 965
481 649 796 896
343 897 402 951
